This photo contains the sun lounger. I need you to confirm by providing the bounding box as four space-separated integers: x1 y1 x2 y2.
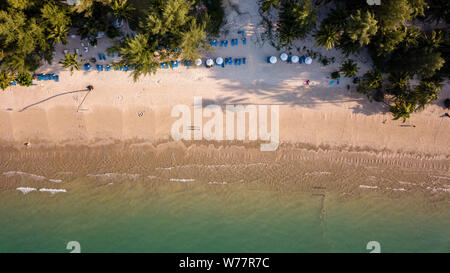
171 61 178 68
210 40 218 47
96 64 100 71
102 54 106 60
220 40 224 47
37 74 43 81
242 38 247 45
237 30 245 34
243 57 246 65
106 65 111 71
54 75 59 82
224 40 228 47
84 63 91 71
10 81 16 86
124 65 128 71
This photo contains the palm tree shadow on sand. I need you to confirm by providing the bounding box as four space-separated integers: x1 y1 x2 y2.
18 86 93 112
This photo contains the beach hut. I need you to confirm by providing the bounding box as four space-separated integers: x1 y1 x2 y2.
215 57 224 66
305 57 312 65
206 59 214 67
195 59 202 66
291 55 299 64
268 56 277 64
280 53 288 62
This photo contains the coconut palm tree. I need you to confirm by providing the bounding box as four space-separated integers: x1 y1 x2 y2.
60 53 80 74
390 99 415 122
48 24 69 45
340 59 358 78
314 24 340 50
110 0 135 29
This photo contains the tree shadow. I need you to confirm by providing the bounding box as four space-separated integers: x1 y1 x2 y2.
18 89 90 112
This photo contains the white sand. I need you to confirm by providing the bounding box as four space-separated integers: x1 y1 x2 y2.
0 1 449 156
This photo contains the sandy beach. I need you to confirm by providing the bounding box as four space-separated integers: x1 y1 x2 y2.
0 1 449 157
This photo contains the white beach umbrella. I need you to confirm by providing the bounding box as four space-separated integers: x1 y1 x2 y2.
195 59 202 66
291 55 299 63
269 56 277 64
305 57 312 65
215 57 224 65
206 59 214 67
280 53 288 61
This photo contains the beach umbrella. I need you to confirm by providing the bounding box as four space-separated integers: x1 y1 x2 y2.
215 57 224 65
291 55 299 63
195 59 202 66
206 59 214 67
305 57 312 65
280 53 288 61
269 56 277 64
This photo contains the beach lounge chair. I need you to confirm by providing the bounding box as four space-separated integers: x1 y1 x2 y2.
124 65 128 71
330 81 335 86
37 74 43 81
220 40 224 47
171 61 178 68
243 58 246 65
237 30 245 35
54 75 59 82
224 40 229 47
102 54 106 60
106 65 111 71
96 64 100 71
210 40 218 47
234 58 239 65
10 81 16 86
84 63 91 71
242 38 247 45
97 53 102 60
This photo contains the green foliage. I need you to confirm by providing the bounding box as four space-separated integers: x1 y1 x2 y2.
60 53 81 75
15 72 33 87
259 0 281 13
277 0 317 46
114 0 207 80
111 0 135 22
390 99 414 123
356 70 383 99
377 0 413 31
340 59 358 78
331 71 340 79
414 80 442 110
346 10 378 46
198 0 224 36
0 70 12 90
314 24 340 50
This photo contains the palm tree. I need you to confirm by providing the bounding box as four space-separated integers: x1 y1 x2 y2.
390 99 415 122
340 59 358 77
314 24 340 50
48 25 69 45
110 0 135 29
60 53 80 74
